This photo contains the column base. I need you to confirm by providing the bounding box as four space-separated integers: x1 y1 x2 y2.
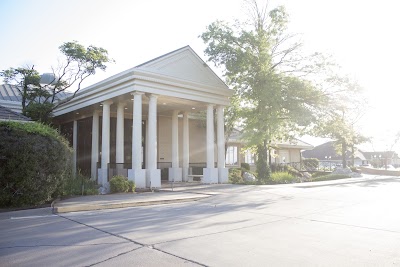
147 169 161 188
182 167 189 182
128 169 146 189
203 168 218 184
98 168 108 185
218 168 229 183
168 168 182 182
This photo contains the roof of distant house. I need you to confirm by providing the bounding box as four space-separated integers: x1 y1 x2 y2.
0 105 31 121
302 141 366 161
0 84 71 102
361 151 399 159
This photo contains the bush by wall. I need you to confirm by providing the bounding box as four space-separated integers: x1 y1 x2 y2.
0 121 72 207
229 168 244 184
61 172 99 196
109 175 135 193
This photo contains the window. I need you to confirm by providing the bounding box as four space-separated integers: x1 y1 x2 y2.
225 146 238 165
244 149 255 164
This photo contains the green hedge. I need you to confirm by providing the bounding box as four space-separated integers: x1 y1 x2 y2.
0 121 72 207
109 175 135 193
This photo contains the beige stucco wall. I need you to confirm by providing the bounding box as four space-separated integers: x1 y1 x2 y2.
157 115 209 165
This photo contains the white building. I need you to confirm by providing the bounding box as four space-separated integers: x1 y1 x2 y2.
0 46 233 189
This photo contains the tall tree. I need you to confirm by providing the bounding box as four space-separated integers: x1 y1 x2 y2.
201 0 330 178
1 41 114 123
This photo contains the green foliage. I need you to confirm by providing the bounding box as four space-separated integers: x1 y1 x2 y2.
241 162 250 171
24 102 54 124
109 175 132 193
60 172 98 196
128 180 136 192
200 1 335 167
1 41 114 124
0 121 72 207
270 172 298 184
303 158 319 169
229 168 244 184
311 174 350 182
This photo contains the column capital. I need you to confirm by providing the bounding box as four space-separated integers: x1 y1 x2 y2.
117 101 127 108
131 91 145 96
148 93 159 100
93 109 101 115
172 110 180 116
102 100 113 106
207 103 214 108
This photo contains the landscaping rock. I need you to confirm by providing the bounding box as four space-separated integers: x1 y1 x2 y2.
99 182 110 194
243 172 256 181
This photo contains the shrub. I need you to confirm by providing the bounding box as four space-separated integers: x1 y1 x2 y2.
128 180 136 192
60 172 99 196
241 163 250 171
229 168 244 184
0 121 72 207
109 175 131 193
270 172 298 184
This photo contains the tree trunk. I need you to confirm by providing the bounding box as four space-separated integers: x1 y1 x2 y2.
342 141 347 168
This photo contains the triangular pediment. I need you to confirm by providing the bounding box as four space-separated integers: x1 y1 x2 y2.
136 46 229 89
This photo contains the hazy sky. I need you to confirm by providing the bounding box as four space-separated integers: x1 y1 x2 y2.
1 0 399 152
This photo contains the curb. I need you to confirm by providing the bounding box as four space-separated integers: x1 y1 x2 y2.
294 176 400 188
53 195 210 213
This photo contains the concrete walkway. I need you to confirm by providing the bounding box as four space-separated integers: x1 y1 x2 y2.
52 174 397 213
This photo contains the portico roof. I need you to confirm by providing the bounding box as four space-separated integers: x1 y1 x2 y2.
53 46 233 117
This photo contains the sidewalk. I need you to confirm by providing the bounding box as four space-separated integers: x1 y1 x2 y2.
52 189 212 213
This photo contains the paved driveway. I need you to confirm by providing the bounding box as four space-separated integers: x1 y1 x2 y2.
1 176 400 266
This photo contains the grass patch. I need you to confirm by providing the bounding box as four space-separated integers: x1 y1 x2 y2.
311 174 350 182
270 172 298 184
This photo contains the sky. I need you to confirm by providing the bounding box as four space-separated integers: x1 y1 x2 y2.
1 0 399 152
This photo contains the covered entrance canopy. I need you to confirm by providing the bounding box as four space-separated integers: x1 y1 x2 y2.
53 46 233 189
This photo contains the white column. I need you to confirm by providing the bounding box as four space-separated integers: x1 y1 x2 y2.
116 102 125 176
128 92 146 188
72 120 78 178
91 110 99 181
100 100 113 186
182 111 189 182
203 104 218 183
146 94 161 188
217 106 228 183
116 102 125 163
169 110 182 182
145 119 149 169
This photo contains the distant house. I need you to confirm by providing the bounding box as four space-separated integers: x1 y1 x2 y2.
361 151 400 167
302 141 367 166
226 129 314 171
0 105 30 122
